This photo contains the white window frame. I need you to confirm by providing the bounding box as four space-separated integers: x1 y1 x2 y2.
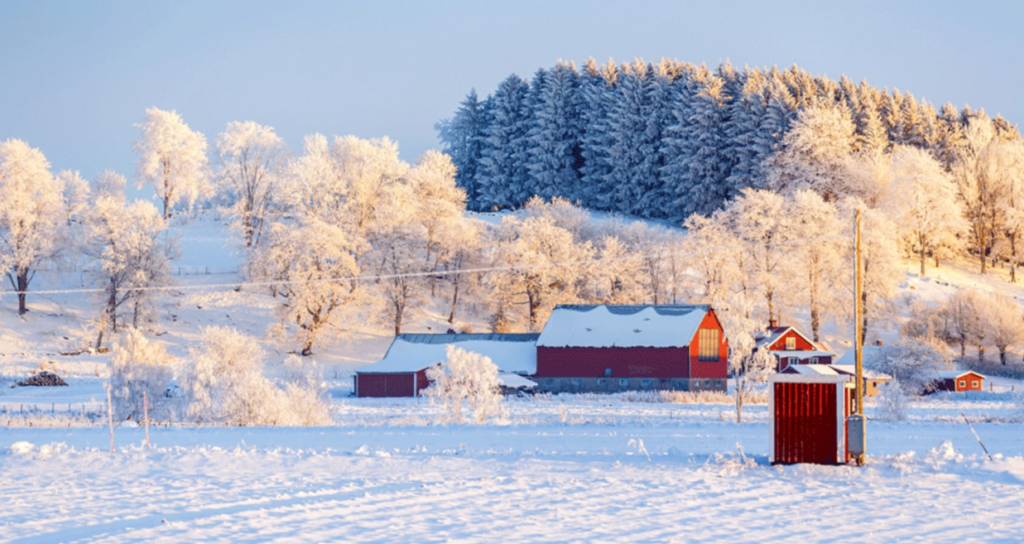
785 337 796 350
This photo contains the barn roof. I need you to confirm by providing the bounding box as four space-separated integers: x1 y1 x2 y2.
755 325 817 350
536 304 710 348
358 333 539 375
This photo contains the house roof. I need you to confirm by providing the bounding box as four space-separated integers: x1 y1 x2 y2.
937 370 986 380
830 364 892 380
536 305 711 348
755 325 818 351
834 345 888 367
784 364 891 380
770 350 836 359
358 333 539 375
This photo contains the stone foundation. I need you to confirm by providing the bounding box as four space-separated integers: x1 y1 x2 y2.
531 377 727 394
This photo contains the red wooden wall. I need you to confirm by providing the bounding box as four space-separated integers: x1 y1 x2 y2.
356 369 430 398
536 346 690 378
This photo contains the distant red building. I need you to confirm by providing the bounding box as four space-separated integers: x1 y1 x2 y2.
756 321 835 372
534 304 728 393
929 371 986 394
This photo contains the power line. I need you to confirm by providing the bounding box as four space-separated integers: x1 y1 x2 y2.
0 233 851 298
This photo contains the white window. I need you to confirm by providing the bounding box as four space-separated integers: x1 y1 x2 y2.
959 380 966 388
785 337 796 350
619 379 629 387
810 357 819 364
972 381 979 388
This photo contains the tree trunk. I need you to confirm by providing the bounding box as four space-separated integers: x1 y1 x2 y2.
978 345 985 363
16 269 29 315
920 245 926 277
448 280 459 324
1000 348 1008 366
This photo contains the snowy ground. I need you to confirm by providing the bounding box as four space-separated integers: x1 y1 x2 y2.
3 400 1024 543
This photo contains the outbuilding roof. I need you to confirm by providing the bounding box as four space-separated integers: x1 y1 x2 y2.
536 305 711 348
358 333 539 375
937 370 986 380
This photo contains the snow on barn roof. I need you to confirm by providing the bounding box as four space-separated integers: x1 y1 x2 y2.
358 333 540 375
497 373 537 389
536 305 710 348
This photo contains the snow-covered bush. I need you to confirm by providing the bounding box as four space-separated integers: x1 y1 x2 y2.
425 345 503 424
184 327 331 426
1011 390 1024 423
869 341 947 395
109 328 178 421
874 379 910 422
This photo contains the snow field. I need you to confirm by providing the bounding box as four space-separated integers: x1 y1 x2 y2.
2 418 1024 543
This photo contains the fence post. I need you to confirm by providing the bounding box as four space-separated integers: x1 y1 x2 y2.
143 391 150 450
106 384 114 453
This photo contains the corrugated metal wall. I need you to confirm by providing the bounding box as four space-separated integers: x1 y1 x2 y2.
772 381 849 464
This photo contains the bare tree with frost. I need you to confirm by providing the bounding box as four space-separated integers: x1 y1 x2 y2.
425 345 503 424
133 107 211 219
0 139 65 315
216 121 288 249
109 327 177 421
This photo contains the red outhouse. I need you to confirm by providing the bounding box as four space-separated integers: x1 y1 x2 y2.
770 374 854 465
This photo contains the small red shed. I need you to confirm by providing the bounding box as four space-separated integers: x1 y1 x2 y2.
930 371 986 394
770 374 854 465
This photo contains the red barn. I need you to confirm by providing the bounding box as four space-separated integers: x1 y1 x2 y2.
756 321 835 372
534 304 727 393
930 371 986 394
355 333 539 398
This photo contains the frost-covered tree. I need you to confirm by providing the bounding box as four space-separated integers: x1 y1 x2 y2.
490 214 593 329
941 289 982 359
844 201 902 344
0 139 65 315
132 107 211 219
184 326 331 426
723 188 793 322
477 75 531 209
577 59 618 208
408 150 466 270
886 146 966 276
790 190 846 341
682 211 740 305
867 341 947 395
666 69 730 217
424 345 503 424
434 217 483 324
84 183 175 347
604 61 660 215
764 104 856 198
952 114 1011 275
874 379 909 422
436 89 489 208
715 295 775 423
996 143 1024 282
979 291 1024 365
215 121 288 249
528 61 582 200
109 327 177 421
57 170 91 226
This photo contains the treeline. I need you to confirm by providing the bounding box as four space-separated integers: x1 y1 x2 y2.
437 58 1021 222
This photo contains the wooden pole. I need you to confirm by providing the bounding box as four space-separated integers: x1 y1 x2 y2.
106 384 114 454
854 209 865 466
143 391 150 450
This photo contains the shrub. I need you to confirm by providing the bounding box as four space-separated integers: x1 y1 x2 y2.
424 345 503 424
109 328 178 421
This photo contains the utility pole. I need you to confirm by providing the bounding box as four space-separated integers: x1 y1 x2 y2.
851 209 866 466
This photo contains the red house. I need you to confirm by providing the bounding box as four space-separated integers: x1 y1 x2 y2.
534 304 728 393
756 321 835 372
929 371 986 394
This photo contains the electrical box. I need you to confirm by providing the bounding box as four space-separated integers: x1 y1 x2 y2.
847 413 866 456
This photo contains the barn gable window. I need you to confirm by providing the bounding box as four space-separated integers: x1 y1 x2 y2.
785 336 796 350
698 329 720 361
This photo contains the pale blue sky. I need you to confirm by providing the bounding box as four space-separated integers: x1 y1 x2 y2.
1 0 1022 183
